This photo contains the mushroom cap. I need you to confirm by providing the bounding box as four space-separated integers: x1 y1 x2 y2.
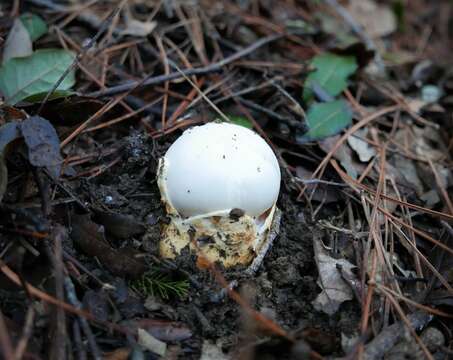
161 122 281 218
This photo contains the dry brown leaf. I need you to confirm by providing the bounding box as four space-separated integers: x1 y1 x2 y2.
312 235 356 315
347 0 396 39
2 18 32 64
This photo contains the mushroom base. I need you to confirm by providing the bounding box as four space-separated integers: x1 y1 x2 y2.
159 205 280 268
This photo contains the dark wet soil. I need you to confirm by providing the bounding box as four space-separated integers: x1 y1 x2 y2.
0 130 362 359
81 132 360 358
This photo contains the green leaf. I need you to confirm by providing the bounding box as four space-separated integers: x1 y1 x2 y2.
228 115 253 129
303 53 357 102
19 13 47 41
300 100 352 142
0 49 76 105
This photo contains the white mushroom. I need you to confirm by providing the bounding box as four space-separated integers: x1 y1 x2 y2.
157 122 281 268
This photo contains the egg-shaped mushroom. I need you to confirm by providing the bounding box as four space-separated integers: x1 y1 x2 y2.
157 122 281 268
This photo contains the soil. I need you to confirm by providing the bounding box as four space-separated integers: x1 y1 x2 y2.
1 1 453 359
73 133 357 358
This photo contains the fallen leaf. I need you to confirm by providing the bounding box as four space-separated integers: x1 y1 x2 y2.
319 135 365 179
347 0 397 39
71 214 146 278
137 328 167 356
20 116 63 178
412 127 445 161
2 18 32 64
0 49 75 105
300 100 353 143
346 128 376 162
420 189 440 207
94 210 146 239
19 13 47 41
312 235 356 315
303 53 357 102
316 13 358 49
391 154 424 195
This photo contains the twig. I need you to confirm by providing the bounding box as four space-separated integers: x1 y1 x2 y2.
63 251 112 290
0 309 14 360
72 320 87 360
86 34 282 98
13 306 35 360
64 277 102 360
270 79 306 118
47 226 67 360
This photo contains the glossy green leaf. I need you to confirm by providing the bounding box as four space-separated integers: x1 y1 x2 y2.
0 49 75 105
300 100 352 142
20 13 47 41
303 53 357 102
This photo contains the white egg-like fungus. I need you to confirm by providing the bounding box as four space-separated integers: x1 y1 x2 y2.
157 122 281 268
162 122 280 217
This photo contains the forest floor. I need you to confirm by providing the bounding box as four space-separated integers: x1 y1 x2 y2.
0 1 452 359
